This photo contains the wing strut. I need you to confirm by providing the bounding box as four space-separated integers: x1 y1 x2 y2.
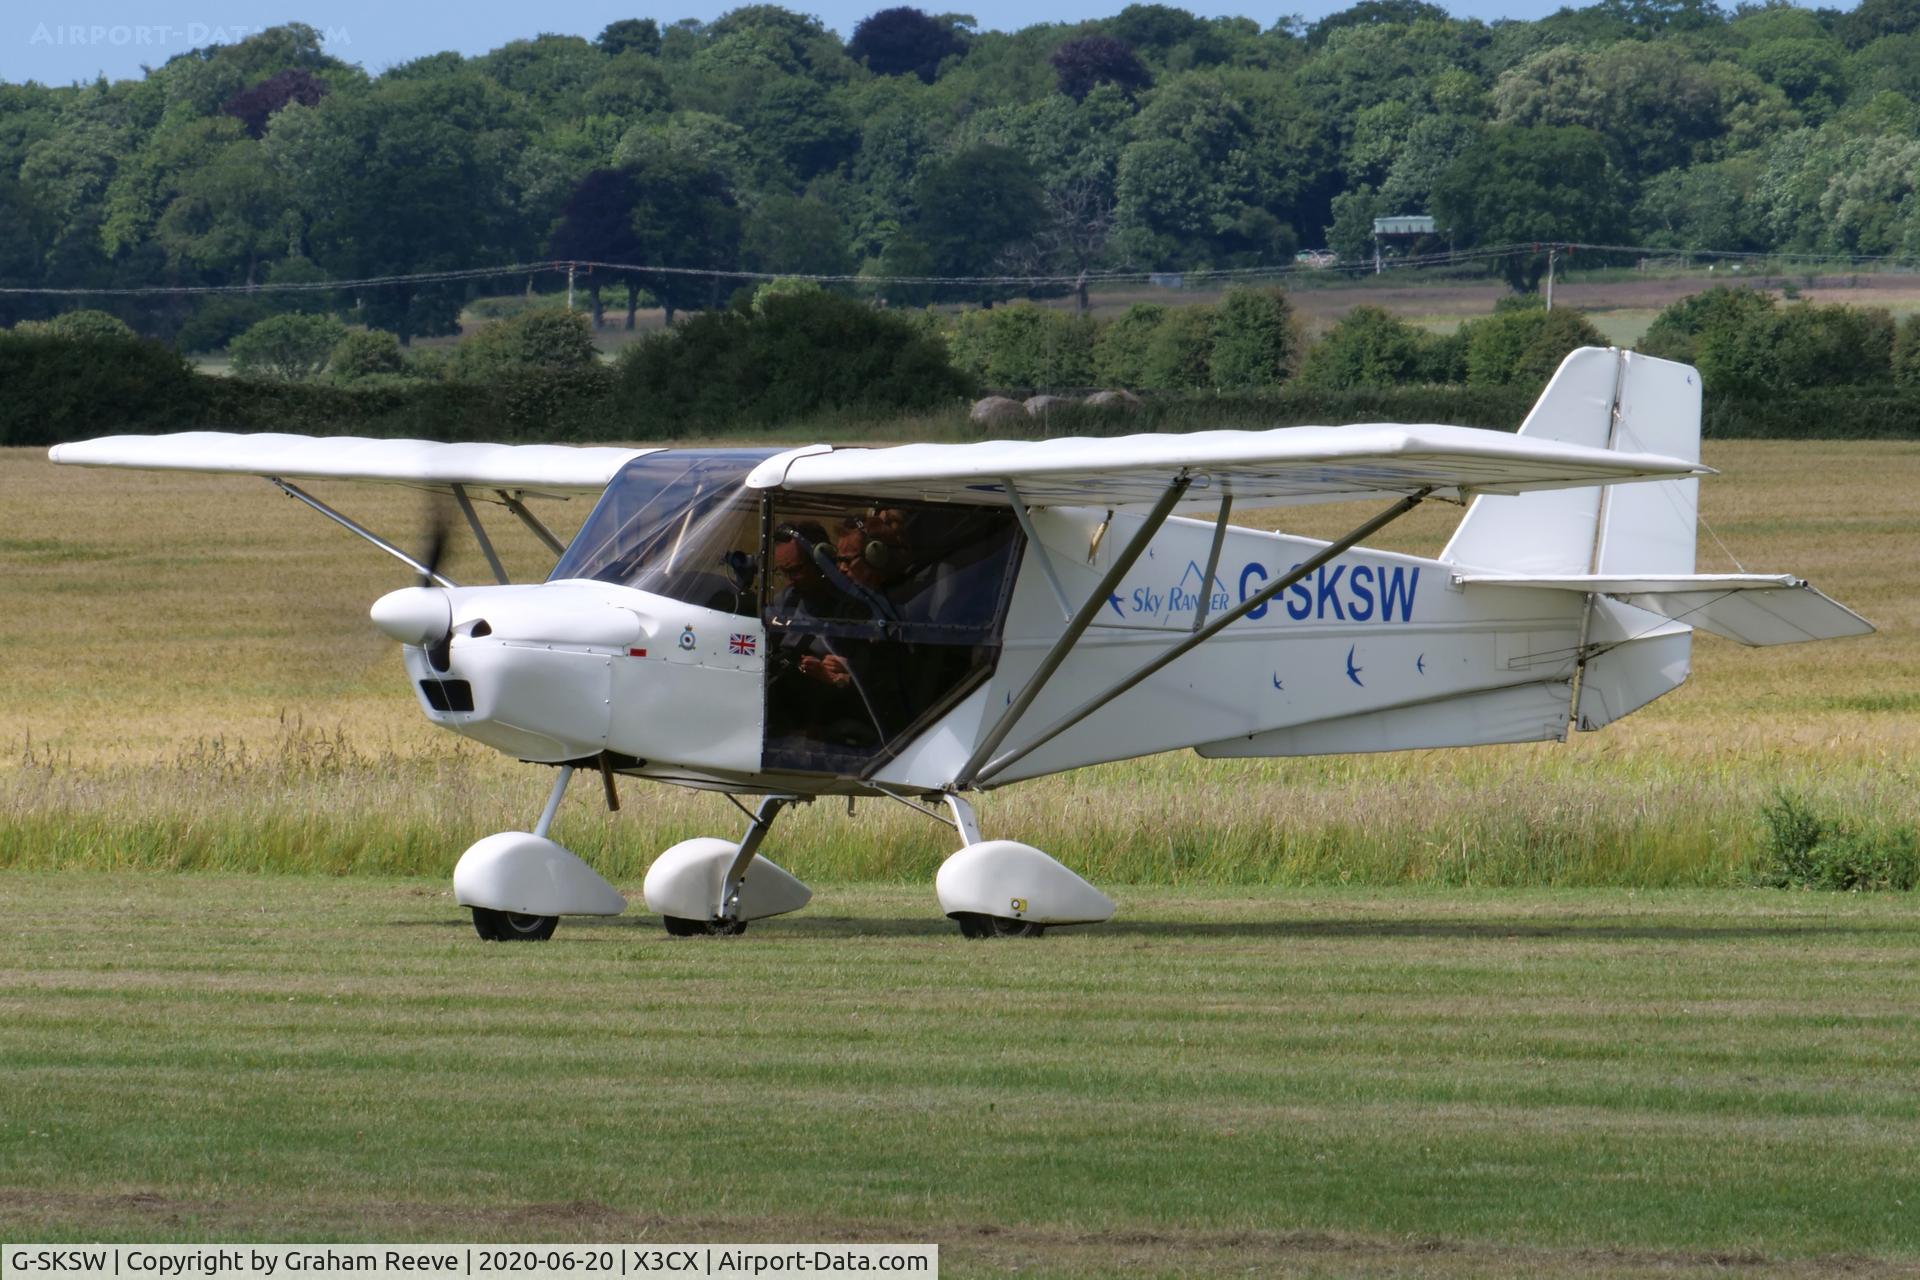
451 484 509 585
968 488 1432 789
270 478 460 588
496 490 566 556
953 475 1193 788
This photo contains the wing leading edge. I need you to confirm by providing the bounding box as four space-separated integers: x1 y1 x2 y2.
48 431 658 496
745 423 1710 509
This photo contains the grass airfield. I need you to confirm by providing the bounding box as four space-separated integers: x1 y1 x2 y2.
2 439 1918 1272
2 875 1918 1277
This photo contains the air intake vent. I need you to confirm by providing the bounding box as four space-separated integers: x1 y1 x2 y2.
420 679 475 713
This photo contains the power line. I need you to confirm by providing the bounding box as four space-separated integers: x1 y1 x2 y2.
1 242 1915 298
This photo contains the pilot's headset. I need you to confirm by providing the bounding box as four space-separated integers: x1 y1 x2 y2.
850 509 903 574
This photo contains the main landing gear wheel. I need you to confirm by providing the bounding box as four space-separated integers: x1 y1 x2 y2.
662 916 748 938
470 907 559 942
952 912 1046 939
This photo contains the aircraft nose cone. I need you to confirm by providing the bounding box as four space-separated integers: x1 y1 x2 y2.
370 587 452 646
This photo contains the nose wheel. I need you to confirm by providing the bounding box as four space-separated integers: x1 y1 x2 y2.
470 907 560 941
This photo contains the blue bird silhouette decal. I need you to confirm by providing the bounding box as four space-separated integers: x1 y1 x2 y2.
1345 645 1364 687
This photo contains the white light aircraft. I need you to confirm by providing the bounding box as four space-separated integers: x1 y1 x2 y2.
50 348 1871 940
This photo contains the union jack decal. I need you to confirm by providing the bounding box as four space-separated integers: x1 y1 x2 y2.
728 633 757 656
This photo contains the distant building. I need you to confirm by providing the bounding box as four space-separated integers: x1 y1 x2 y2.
1148 272 1185 289
1371 214 1439 273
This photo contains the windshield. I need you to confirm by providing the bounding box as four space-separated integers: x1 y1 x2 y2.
549 449 779 617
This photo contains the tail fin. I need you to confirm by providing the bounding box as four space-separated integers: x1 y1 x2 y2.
1442 347 1703 732
1442 346 1701 577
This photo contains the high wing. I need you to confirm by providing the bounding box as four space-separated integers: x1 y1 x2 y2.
745 423 1710 509
1454 573 1874 646
48 431 657 498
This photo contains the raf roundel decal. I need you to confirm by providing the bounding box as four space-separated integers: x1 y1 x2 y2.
678 625 696 651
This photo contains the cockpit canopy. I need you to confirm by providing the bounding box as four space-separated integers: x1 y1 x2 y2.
548 449 776 617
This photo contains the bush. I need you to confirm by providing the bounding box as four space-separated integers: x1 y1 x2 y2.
1895 315 1920 388
454 307 599 380
1462 307 1606 389
945 303 1096 390
329 329 405 381
1092 304 1166 388
1701 303 1895 393
616 289 973 429
175 297 277 354
1209 287 1298 390
229 313 349 382
1298 306 1429 389
33 310 136 341
1753 792 1918 891
0 332 205 445
1638 287 1776 365
1140 305 1215 391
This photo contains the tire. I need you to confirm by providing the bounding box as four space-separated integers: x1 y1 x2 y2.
952 912 1045 939
471 907 559 942
662 916 748 937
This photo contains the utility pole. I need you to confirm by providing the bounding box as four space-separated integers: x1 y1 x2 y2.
566 262 576 312
1545 246 1556 311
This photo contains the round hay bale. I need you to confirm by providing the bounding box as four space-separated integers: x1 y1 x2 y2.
1024 394 1074 417
1084 389 1143 411
969 395 1027 425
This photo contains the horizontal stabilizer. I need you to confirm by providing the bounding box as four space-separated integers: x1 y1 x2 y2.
1456 574 1873 647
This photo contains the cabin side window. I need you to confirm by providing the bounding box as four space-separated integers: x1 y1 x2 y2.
762 494 1021 777
548 450 778 617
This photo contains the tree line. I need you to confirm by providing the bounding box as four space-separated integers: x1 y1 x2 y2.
7 0 1920 342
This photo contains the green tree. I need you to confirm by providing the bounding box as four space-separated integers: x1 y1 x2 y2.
901 145 1046 302
1461 305 1605 388
329 328 405 380
1209 287 1297 389
945 304 1097 388
268 71 536 341
1638 286 1778 365
41 310 136 341
1892 314 1920 386
1092 303 1168 387
228 312 347 381
455 308 598 380
1141 305 1216 389
618 148 745 322
1700 303 1895 391
1297 305 1428 387
1431 126 1627 292
598 19 662 56
743 195 855 277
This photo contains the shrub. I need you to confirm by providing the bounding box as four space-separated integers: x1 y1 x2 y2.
1895 315 1920 388
1701 303 1896 392
454 307 599 380
229 313 349 382
1140 305 1215 391
39 310 135 341
1298 306 1429 389
946 303 1096 390
1462 307 1606 389
0 332 205 445
329 329 406 381
616 289 973 429
1638 286 1776 365
1092 303 1167 389
1753 792 1918 891
175 297 277 354
1209 287 1298 390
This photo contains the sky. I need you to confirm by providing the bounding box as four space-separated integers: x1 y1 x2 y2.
9 0 1657 85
